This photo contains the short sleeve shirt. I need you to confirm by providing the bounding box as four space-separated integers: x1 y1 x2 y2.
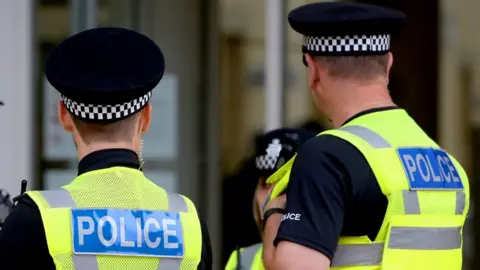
274 107 397 259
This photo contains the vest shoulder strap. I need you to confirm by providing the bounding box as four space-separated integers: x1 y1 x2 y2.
28 188 194 214
239 243 262 269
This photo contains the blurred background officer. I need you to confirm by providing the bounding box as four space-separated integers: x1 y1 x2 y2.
221 120 325 266
0 28 212 269
261 2 470 270
224 128 316 270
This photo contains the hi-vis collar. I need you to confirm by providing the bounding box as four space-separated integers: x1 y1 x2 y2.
262 154 296 214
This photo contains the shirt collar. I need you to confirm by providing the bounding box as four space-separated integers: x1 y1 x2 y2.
341 106 400 126
77 149 140 176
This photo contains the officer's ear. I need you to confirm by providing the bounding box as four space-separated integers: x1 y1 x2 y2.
139 103 152 133
305 54 323 91
57 100 74 132
386 52 394 78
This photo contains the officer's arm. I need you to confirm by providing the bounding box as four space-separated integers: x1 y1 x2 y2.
0 195 52 265
262 137 349 270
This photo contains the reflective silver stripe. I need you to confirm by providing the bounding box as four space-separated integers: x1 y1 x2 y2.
456 191 466 215
40 189 77 208
166 192 188 212
340 125 391 148
331 243 383 267
388 226 462 250
402 190 420 214
40 190 189 213
403 190 465 215
239 243 261 268
158 258 182 269
72 255 99 270
333 227 462 266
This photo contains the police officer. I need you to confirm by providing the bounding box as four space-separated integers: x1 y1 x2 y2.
0 28 212 269
261 2 470 270
224 128 316 270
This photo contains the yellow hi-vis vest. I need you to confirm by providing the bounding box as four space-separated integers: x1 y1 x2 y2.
265 109 469 270
225 243 264 270
26 167 202 270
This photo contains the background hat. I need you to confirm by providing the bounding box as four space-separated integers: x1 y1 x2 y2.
255 128 317 177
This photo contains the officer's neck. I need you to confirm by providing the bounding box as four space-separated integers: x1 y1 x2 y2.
326 81 395 128
77 142 136 161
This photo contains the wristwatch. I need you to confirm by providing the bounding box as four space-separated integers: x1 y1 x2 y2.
261 207 285 230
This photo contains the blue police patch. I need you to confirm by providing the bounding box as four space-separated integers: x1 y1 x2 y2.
71 209 184 257
397 147 463 190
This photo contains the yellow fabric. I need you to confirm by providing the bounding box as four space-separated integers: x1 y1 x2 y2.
27 167 202 270
265 109 469 270
225 244 264 270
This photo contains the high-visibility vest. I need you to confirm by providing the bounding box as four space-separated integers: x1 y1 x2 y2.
27 167 203 270
225 243 264 270
265 109 469 270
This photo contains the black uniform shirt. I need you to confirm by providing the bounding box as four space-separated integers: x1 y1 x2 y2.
274 107 398 259
0 149 212 270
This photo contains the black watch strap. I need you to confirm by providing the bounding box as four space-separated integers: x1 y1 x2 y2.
262 207 285 230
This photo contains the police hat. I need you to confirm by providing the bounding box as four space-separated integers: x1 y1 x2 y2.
288 2 406 64
255 128 316 177
46 27 165 122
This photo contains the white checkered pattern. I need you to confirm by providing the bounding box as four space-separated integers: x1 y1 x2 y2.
256 154 278 170
62 91 152 121
303 34 390 54
256 138 283 170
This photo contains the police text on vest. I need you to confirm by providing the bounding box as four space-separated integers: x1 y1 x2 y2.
281 213 301 222
397 147 463 190
71 209 184 257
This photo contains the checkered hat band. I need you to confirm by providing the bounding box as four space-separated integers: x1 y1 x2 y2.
255 155 277 171
303 34 390 53
62 91 152 121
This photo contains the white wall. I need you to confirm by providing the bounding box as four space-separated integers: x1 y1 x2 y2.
0 1 34 197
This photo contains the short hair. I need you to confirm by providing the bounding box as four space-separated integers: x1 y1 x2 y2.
315 54 389 80
72 113 140 144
